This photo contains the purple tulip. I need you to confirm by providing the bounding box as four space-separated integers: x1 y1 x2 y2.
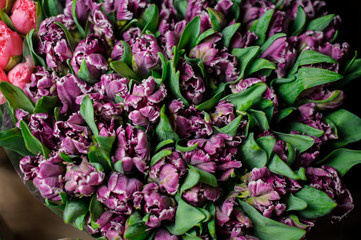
19 154 42 181
154 229 179 240
216 198 259 239
122 27 142 46
88 211 127 240
211 100 237 128
168 100 213 138
103 0 147 21
182 183 221 207
306 166 354 222
158 0 178 36
163 20 186 57
149 151 187 195
215 0 234 16
114 124 151 173
131 34 163 76
280 215 315 232
56 74 92 114
64 158 105 197
28 113 57 150
97 172 143 214
178 59 206 104
189 34 239 82
124 77 167 127
241 0 273 28
53 113 92 155
33 155 65 201
185 0 211 32
90 6 114 40
111 41 126 61
23 67 58 103
64 0 94 26
71 34 108 80
38 15 73 71
133 183 176 228
94 73 129 102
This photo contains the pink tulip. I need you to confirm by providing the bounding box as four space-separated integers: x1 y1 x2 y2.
10 0 36 35
0 68 9 104
0 0 6 9
7 59 33 89
0 21 23 70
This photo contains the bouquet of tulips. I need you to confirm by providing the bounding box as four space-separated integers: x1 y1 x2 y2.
1 0 361 239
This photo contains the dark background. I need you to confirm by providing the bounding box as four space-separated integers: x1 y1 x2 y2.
1 1 361 239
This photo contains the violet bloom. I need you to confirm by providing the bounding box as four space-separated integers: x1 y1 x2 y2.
64 158 105 197
182 183 221 207
185 0 211 32
90 5 114 40
88 211 127 240
216 197 258 240
163 20 186 57
111 41 126 61
28 113 57 150
19 154 41 181
53 113 92 155
133 183 176 228
158 0 178 36
114 124 151 173
241 0 273 28
306 166 354 222
149 151 187 195
97 172 143 214
280 215 315 233
56 74 92 114
124 77 167 127
211 100 237 128
178 59 206 104
131 34 163 76
64 0 94 26
260 36 297 78
168 100 212 138
154 229 179 240
33 155 65 201
71 34 108 80
122 27 142 46
95 73 129 101
103 0 146 21
23 67 58 103
38 15 73 71
189 34 239 82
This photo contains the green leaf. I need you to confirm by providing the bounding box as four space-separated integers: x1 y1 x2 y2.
20 120 50 158
34 96 58 114
290 6 306 35
150 149 172 166
239 132 268 169
246 58 276 76
95 135 116 155
306 14 335 32
192 166 218 187
0 81 34 114
43 0 63 17
339 58 361 87
116 41 133 67
286 193 308 211
254 9 274 45
232 46 260 79
110 61 140 81
285 122 324 138
78 59 98 84
71 0 85 36
278 68 343 105
207 204 217 239
166 197 206 235
64 198 89 230
88 145 112 173
239 201 306 240
196 83 226 111
0 9 15 30
138 4 159 34
167 59 189 106
59 152 78 163
89 194 104 223
124 212 149 240
275 132 315 153
158 52 168 83
294 185 337 219
260 33 287 54
195 28 216 46
154 139 174 152
319 148 361 177
178 16 201 50
80 95 99 136
248 109 270 132
221 83 267 111
0 128 32 156
180 167 200 193
222 23 241 48
207 8 222 32
54 21 76 51
268 155 307 180
273 107 296 123
302 90 343 109
288 50 337 77
325 109 361 148
256 135 276 159
176 140 199 152
214 115 243 137
173 0 188 19
155 105 179 142
24 29 46 67
3 55 21 72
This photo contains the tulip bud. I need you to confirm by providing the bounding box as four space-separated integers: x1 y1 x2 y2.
0 0 6 9
0 68 9 104
7 59 33 89
0 21 23 70
10 0 37 35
